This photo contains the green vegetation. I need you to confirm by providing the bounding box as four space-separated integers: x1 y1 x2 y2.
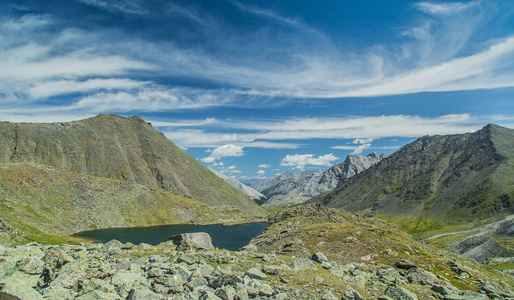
0 115 268 246
311 124 514 237
249 205 514 297
261 206 284 214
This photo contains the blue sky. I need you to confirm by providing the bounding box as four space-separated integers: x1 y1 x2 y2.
1 0 514 180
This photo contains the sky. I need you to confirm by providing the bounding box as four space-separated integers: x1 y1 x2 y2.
1 0 514 181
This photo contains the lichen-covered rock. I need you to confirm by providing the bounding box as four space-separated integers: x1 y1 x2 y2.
289 257 317 271
342 290 365 300
321 291 338 300
170 232 215 250
0 271 43 299
246 267 267 280
405 267 439 286
395 258 417 270
127 287 161 300
311 251 328 263
384 285 418 300
215 285 236 300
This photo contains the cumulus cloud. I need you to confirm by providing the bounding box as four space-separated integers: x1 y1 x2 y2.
258 164 271 168
201 144 244 162
257 170 266 175
280 153 339 170
352 138 374 145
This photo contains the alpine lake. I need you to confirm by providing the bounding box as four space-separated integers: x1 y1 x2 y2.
73 222 269 251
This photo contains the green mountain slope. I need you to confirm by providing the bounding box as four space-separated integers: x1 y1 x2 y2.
0 115 266 245
311 124 514 225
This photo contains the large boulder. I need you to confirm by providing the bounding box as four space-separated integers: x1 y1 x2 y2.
169 232 215 250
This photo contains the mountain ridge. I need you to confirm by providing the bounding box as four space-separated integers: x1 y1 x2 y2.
255 153 387 207
0 114 266 245
311 124 514 224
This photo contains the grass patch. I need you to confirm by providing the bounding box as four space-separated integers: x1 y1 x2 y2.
488 261 514 270
262 206 284 214
378 215 444 236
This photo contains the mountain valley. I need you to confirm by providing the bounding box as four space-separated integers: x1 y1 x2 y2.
0 116 513 299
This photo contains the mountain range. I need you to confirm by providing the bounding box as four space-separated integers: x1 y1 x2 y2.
0 115 266 245
255 152 387 207
311 124 514 224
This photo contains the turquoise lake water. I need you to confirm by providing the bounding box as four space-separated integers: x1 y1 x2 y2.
73 222 269 251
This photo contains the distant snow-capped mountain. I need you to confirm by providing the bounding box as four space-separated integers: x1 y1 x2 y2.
255 152 387 207
210 169 267 201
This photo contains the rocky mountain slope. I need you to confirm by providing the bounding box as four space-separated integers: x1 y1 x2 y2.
255 153 386 207
1 205 513 299
210 169 267 202
0 115 266 245
254 171 323 207
311 124 514 224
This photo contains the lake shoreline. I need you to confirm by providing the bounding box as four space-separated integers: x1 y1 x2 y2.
72 222 270 251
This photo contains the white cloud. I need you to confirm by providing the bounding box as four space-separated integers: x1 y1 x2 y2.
415 1 477 15
229 0 299 27
1 1 513 124
164 114 485 149
201 156 216 163
280 153 339 170
201 144 244 162
28 79 148 99
352 138 374 144
258 164 271 168
352 143 371 155
257 170 266 175
76 0 148 15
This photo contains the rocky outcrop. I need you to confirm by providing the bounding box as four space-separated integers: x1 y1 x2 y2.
1 237 512 299
246 204 514 298
318 152 388 190
256 153 386 207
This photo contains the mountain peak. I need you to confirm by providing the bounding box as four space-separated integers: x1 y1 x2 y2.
312 125 514 223
0 115 266 244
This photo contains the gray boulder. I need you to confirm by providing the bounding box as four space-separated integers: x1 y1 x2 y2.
311 252 328 263
394 258 417 270
169 232 215 250
384 285 418 300
405 267 439 285
246 267 267 280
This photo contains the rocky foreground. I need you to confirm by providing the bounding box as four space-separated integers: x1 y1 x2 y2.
1 205 514 299
0 238 511 300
